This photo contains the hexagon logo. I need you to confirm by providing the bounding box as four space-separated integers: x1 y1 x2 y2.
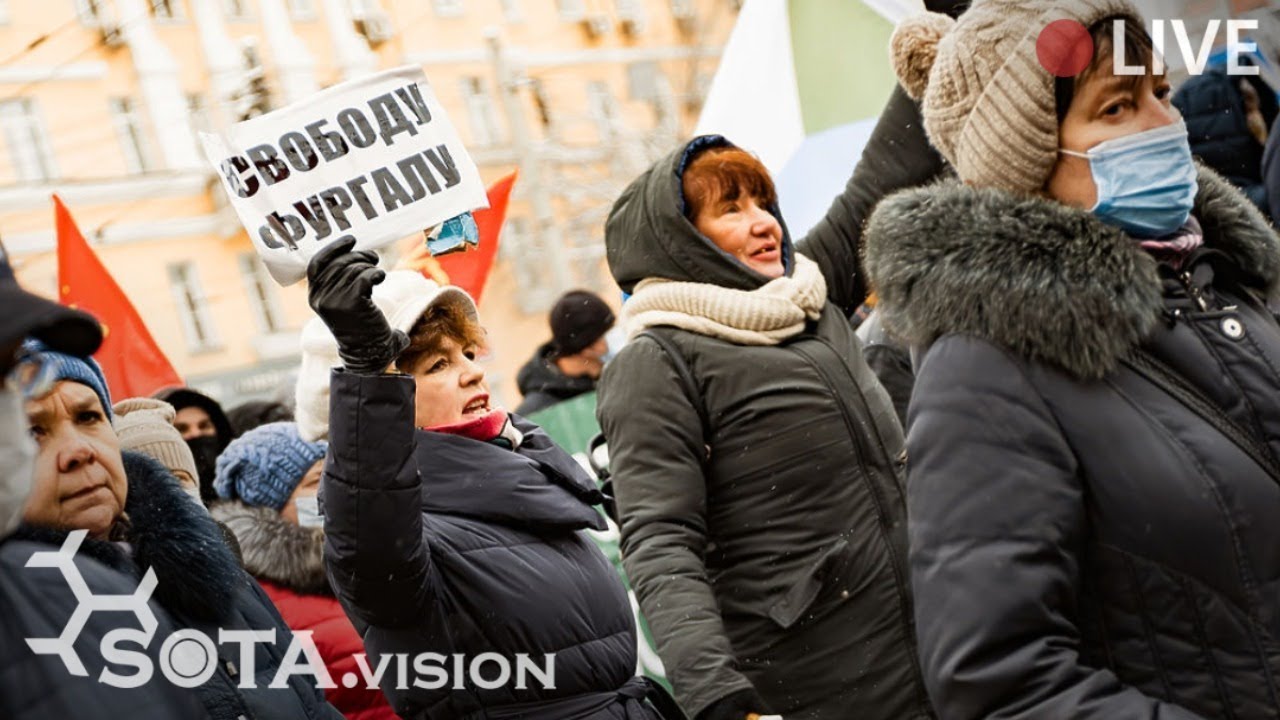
23 530 159 677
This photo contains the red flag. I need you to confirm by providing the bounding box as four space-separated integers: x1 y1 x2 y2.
55 195 182 399
401 171 517 304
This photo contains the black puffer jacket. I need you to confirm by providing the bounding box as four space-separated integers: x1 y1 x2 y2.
865 167 1280 719
10 452 343 720
0 537 209 719
514 341 597 416
321 370 661 720
1173 69 1277 215
597 131 935 720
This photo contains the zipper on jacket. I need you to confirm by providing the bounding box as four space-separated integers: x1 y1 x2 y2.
784 336 932 713
1181 270 1209 312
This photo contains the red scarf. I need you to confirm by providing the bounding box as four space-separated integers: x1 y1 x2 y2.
426 409 510 442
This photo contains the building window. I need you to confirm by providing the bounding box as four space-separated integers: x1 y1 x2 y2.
287 0 315 19
586 80 620 142
74 0 104 24
432 0 463 17
186 93 210 154
669 0 694 18
186 93 210 133
150 0 182 20
347 0 380 19
224 0 249 20
627 61 658 101
616 0 645 29
499 0 522 22
109 98 154 173
0 99 57 182
530 77 554 133
461 77 502 147
238 253 285 334
168 262 219 352
557 0 584 21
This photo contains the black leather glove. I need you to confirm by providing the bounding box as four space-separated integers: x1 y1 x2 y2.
306 236 408 376
697 688 772 720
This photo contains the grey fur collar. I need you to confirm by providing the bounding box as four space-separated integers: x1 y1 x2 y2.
864 166 1280 380
208 501 328 595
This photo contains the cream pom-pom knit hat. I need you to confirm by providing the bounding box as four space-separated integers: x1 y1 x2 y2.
890 0 1145 193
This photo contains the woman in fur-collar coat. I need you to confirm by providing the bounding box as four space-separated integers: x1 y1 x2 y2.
211 422 395 720
866 2 1280 718
210 502 396 720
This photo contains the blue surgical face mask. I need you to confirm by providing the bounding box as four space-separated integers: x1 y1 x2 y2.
1059 120 1197 239
294 495 323 528
601 327 626 365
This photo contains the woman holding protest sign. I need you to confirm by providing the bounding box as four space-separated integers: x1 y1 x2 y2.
304 238 674 720
865 0 1280 717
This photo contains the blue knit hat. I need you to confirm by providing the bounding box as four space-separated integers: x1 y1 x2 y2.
214 421 327 511
20 338 112 420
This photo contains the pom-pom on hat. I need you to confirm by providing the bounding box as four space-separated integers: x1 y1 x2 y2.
890 0 1146 194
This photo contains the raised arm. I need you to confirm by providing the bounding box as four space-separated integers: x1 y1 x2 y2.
321 369 428 628
796 84 948 316
307 238 429 628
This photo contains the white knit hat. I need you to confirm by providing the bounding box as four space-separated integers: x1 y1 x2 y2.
294 271 479 441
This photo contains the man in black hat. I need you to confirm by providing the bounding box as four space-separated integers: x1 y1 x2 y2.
0 241 207 718
152 385 233 502
515 289 616 416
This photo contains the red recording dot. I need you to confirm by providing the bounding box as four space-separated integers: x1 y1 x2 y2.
1036 19 1093 78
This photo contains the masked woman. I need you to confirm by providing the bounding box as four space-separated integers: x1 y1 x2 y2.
305 242 670 720
865 1 1280 717
211 421 397 720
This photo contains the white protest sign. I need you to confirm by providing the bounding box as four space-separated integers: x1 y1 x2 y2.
201 65 488 285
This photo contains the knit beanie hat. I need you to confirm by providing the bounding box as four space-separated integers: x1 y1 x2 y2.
21 338 112 419
294 271 479 441
214 421 328 511
112 398 197 481
890 0 1144 194
550 290 615 356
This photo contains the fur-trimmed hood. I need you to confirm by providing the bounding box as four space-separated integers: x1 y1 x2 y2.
864 165 1280 379
209 500 328 596
11 451 244 623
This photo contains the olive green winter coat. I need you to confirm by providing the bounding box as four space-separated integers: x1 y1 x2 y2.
597 118 940 720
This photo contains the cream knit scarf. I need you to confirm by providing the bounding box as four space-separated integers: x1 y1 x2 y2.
623 254 828 345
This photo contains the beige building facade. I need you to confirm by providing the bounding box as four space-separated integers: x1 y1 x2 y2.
0 0 738 407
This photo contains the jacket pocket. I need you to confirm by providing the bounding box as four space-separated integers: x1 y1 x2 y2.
767 539 850 629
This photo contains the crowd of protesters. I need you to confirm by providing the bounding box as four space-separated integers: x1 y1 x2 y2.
5 0 1280 718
